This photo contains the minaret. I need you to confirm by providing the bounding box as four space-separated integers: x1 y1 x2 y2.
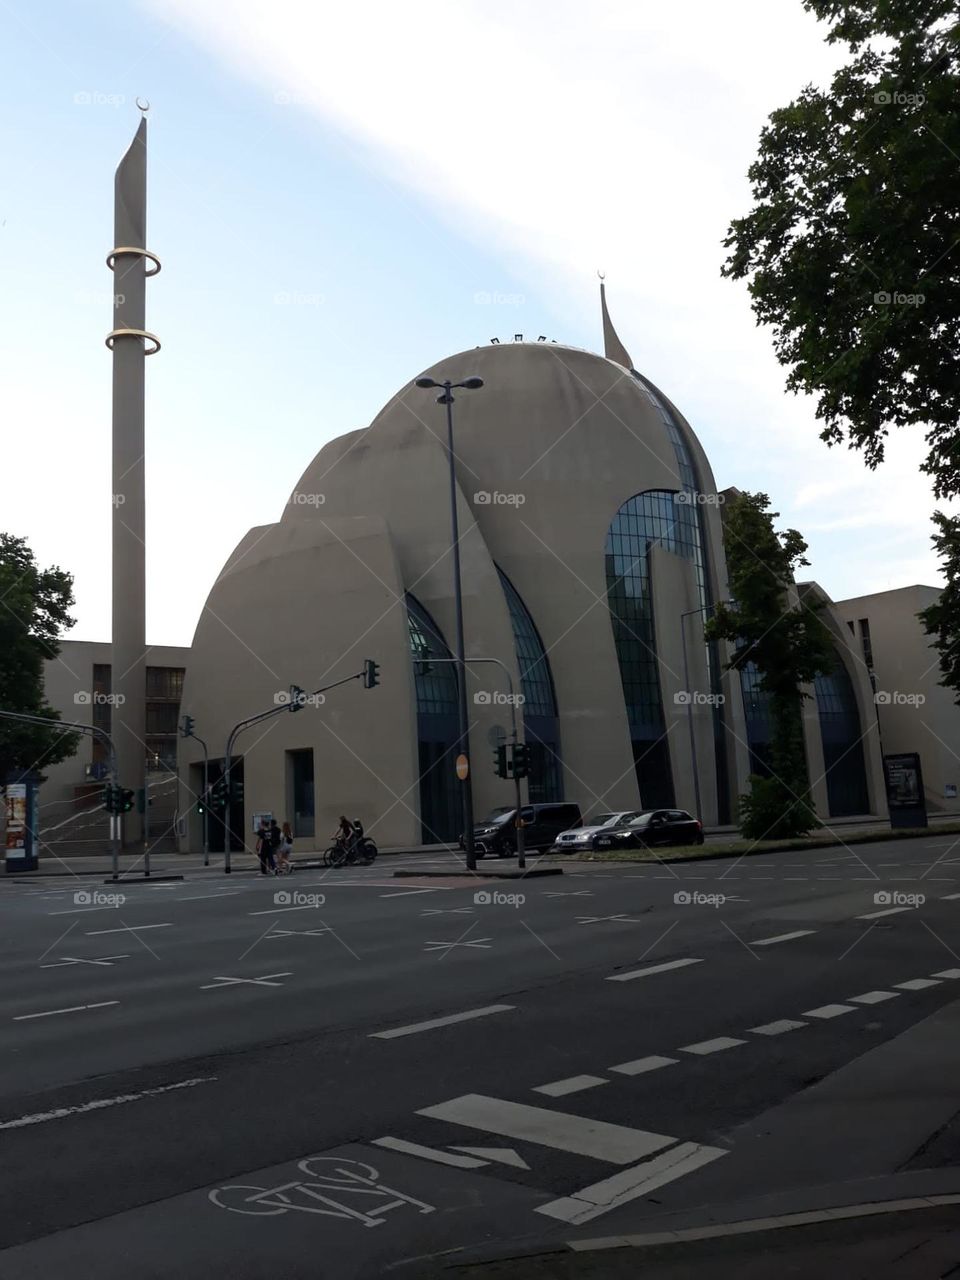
105 106 161 849
599 275 634 370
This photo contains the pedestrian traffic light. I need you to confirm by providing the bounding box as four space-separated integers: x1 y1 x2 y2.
119 788 136 813
511 743 531 780
102 784 116 813
363 658 380 689
180 714 195 738
494 744 508 778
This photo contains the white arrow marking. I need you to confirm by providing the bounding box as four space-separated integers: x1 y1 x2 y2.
449 1146 530 1169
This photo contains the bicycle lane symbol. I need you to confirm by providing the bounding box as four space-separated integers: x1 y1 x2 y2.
209 1157 436 1228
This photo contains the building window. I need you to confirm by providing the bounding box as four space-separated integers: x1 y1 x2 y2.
92 663 112 762
287 748 315 838
858 619 874 670
406 594 460 843
146 667 185 700
145 703 180 735
814 658 869 816
495 566 563 803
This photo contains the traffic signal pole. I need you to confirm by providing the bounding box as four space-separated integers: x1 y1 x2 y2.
221 663 380 873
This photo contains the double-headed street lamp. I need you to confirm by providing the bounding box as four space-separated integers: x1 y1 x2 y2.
415 373 484 870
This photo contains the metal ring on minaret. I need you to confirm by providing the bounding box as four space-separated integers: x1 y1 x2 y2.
106 246 161 276
105 328 161 355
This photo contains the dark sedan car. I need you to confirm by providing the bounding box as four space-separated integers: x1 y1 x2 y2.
592 808 703 850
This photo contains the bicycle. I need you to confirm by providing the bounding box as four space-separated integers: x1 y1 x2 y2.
323 831 378 867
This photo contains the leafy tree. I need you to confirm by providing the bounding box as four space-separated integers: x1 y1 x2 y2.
722 1 960 499
705 493 836 838
0 533 80 782
919 511 960 699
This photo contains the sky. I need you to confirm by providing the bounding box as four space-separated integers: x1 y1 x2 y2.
0 0 943 647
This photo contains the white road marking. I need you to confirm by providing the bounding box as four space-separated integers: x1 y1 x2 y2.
380 889 440 898
534 1141 728 1224
849 990 899 1004
933 968 960 979
417 1094 674 1165
248 905 321 916
576 914 641 925
609 1055 678 1076
40 954 128 968
176 892 243 902
0 1076 215 1130
370 1004 514 1039
803 1003 856 1019
85 923 172 936
13 1001 119 1022
857 906 913 919
606 958 702 983
371 1137 488 1168
544 890 594 898
895 978 941 990
748 1019 807 1036
751 930 816 946
679 1036 746 1056
449 1146 530 1169
200 972 292 990
266 927 330 938
533 1075 608 1098
941 892 960 901
420 908 474 916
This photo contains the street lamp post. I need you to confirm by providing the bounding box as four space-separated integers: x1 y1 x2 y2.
415 374 484 871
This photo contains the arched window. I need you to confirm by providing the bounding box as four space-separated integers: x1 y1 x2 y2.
496 567 563 803
815 659 869 816
406 594 460 843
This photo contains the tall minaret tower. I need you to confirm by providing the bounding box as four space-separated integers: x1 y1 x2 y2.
105 105 160 849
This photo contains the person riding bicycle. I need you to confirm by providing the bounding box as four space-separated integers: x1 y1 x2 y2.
337 814 354 852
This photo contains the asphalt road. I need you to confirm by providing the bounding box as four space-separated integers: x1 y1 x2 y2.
0 835 958 1277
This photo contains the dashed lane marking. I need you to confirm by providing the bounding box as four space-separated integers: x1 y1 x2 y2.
751 930 816 946
679 1036 746 1056
857 906 913 920
803 1003 856 1019
85 923 172 936
933 968 960 979
895 977 941 991
609 1055 678 1077
606 958 702 983
748 1019 807 1036
200 973 292 990
849 990 899 1004
0 1076 215 1129
533 1075 608 1098
40 954 129 968
370 1005 514 1040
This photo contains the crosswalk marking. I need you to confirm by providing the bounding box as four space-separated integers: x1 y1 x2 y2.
803 1003 855 1019
933 968 960 979
895 978 941 991
606 958 702 983
609 1055 678 1076
748 1019 807 1036
534 1141 728 1224
533 1075 607 1098
417 1094 674 1165
849 990 898 1004
679 1036 746 1056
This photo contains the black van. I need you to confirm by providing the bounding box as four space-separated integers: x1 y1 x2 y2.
468 803 583 857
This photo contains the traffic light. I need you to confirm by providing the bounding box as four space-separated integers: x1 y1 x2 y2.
363 658 380 689
180 714 195 738
231 775 244 807
197 792 205 816
208 778 227 812
119 788 136 813
511 743 531 780
102 784 116 813
289 684 306 712
494 744 508 778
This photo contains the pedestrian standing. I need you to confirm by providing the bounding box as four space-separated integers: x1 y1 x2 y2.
255 819 273 875
276 821 294 873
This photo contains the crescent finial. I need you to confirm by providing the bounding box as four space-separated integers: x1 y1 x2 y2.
136 97 150 113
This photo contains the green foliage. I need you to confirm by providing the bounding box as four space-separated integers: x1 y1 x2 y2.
706 492 834 838
722 1 960 499
0 533 80 780
919 511 960 702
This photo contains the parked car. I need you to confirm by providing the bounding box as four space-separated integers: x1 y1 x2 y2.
592 809 703 850
550 811 641 853
464 803 583 857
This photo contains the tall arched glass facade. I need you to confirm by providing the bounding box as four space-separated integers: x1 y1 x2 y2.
406 594 460 843
814 660 869 816
605 490 707 806
496 567 563 803
740 661 774 777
